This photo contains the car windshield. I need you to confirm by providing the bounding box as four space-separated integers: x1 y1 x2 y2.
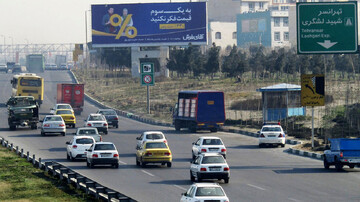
202 139 223 145
94 144 115 151
89 115 104 121
78 129 97 135
195 187 225 197
56 110 72 115
100 110 116 115
262 127 281 132
76 138 94 144
45 116 62 122
146 142 167 149
201 156 225 164
58 105 71 109
146 133 163 140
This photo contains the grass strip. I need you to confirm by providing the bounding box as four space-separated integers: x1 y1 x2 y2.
0 146 98 202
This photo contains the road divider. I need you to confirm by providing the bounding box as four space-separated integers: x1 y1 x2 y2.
286 147 323 160
0 136 137 202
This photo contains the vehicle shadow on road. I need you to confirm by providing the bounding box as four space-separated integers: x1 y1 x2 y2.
172 157 192 162
40 147 67 152
150 179 192 186
118 153 136 158
272 168 351 174
9 134 42 138
227 145 259 149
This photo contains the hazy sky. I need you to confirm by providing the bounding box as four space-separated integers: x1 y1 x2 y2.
0 0 191 44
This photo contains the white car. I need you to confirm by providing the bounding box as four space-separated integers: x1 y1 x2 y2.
74 127 102 142
66 136 95 161
84 114 108 134
86 142 119 168
190 153 230 183
136 131 167 149
40 115 66 136
50 104 74 115
180 183 230 202
258 122 286 147
192 137 227 159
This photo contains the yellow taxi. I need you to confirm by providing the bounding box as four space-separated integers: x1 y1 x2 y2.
136 141 172 168
55 109 76 128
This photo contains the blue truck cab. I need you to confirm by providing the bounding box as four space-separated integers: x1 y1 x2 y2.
323 138 360 171
172 90 225 133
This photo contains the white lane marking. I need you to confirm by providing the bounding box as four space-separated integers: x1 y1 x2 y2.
141 170 154 177
173 185 187 191
288 198 302 202
247 184 266 191
118 160 127 165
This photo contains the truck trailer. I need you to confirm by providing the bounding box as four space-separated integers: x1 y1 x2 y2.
57 83 84 115
173 90 225 132
26 54 44 73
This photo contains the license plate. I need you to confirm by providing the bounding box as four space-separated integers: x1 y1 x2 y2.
268 135 276 137
101 154 111 157
209 149 219 151
210 168 221 171
95 123 102 126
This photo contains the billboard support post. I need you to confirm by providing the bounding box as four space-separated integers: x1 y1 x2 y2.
147 85 150 114
312 106 314 149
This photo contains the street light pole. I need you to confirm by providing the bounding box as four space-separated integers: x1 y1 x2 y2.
8 36 13 61
85 10 90 68
1 35 6 62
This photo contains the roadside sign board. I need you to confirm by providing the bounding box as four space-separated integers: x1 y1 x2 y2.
141 63 154 86
301 74 325 106
297 2 358 54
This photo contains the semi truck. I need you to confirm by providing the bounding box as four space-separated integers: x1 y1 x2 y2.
324 138 360 171
55 55 67 70
172 90 225 132
57 83 85 115
7 96 39 130
26 54 44 73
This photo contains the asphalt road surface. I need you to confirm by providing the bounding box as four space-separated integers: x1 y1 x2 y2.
0 71 360 202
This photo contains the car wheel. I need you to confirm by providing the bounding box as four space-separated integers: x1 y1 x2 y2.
104 131 108 135
192 152 196 160
136 158 140 166
190 171 195 182
41 131 45 136
141 158 146 168
66 153 70 160
210 128 218 132
69 153 74 161
116 125 119 129
72 124 75 128
259 144 263 148
224 178 229 184
349 165 355 169
161 163 165 166
167 162 172 168
62 132 66 136
281 144 285 147
114 163 119 168
335 162 343 171
196 173 202 182
223 154 226 159
323 157 330 169
174 120 181 131
86 160 90 168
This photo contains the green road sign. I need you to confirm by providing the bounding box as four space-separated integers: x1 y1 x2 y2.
141 62 154 86
297 2 358 54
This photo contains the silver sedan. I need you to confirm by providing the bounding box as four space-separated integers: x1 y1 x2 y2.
41 115 66 136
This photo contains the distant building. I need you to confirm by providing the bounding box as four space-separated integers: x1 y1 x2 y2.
209 22 237 51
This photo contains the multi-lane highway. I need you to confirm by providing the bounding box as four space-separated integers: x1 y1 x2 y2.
0 71 360 202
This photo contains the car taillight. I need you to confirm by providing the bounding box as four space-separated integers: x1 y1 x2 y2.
164 140 167 144
100 136 103 141
114 117 118 120
260 134 265 138
221 149 226 152
113 154 119 157
200 167 207 171
104 123 108 126
224 167 230 171
201 149 207 152
59 124 65 127
44 124 50 127
92 154 98 158
340 152 343 158
87 123 92 126
72 145 77 149
70 117 74 120
145 152 152 156
164 152 171 156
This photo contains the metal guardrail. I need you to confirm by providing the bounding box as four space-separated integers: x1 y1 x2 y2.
0 136 137 202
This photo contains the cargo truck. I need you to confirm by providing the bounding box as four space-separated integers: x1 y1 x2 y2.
7 96 39 130
57 84 84 115
172 90 225 132
324 138 360 171
55 55 67 70
26 54 44 73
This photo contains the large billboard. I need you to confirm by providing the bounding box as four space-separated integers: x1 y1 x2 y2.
91 2 207 47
